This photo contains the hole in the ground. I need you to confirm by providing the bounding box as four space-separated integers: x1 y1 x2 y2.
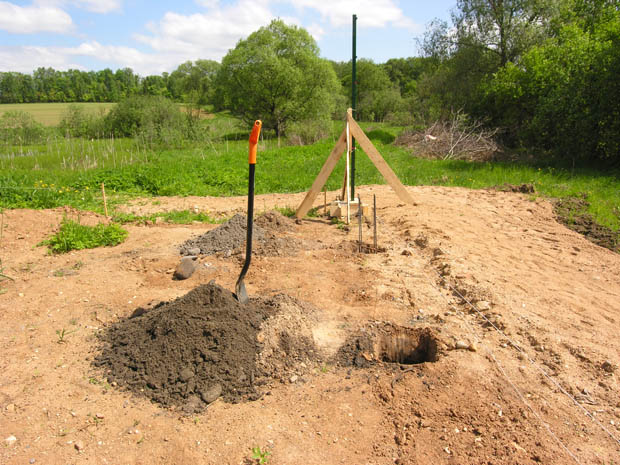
374 327 439 364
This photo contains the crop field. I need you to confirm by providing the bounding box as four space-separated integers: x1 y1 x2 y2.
0 102 115 126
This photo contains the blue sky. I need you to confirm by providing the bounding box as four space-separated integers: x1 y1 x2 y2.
0 0 455 75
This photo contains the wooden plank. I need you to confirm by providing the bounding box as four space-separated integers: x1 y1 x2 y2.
346 112 415 206
295 128 347 218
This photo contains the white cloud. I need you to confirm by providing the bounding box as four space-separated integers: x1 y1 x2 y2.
0 46 81 71
0 42 174 75
0 2 73 33
71 0 122 14
134 0 273 61
33 0 123 14
288 0 420 31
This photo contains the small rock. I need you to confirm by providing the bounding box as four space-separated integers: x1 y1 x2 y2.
290 375 299 383
6 403 15 412
455 340 469 350
154 217 164 224
187 247 201 256
414 235 428 248
5 435 17 445
179 367 194 382
477 300 491 311
468 342 478 352
401 249 412 256
601 361 616 373
95 413 104 419
199 384 222 404
29 459 36 464
173 257 197 280
74 440 84 451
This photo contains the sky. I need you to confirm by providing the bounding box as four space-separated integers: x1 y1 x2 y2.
0 0 456 75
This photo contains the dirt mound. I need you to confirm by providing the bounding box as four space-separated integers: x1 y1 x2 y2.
254 211 295 233
93 283 318 413
179 211 300 257
179 213 266 256
554 196 619 252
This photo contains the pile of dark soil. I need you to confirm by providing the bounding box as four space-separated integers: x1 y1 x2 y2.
179 213 266 256
93 283 318 413
554 196 619 253
179 211 300 257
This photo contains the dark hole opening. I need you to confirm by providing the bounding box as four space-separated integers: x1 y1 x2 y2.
375 328 438 365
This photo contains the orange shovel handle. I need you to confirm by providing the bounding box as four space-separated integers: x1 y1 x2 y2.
249 120 262 164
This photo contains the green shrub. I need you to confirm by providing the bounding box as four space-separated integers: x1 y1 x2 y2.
58 104 107 138
104 95 191 146
0 111 46 144
287 118 331 145
39 218 128 253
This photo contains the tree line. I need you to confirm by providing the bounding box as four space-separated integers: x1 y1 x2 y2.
0 60 220 105
1 0 618 164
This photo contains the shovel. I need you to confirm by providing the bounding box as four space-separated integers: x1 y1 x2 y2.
235 120 262 304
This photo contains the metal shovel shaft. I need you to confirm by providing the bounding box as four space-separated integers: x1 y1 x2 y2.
235 164 255 303
235 120 262 303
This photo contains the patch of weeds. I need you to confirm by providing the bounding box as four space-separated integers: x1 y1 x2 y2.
274 206 296 217
0 258 14 294
250 446 271 464
73 260 84 270
56 327 77 343
53 269 66 277
307 207 320 218
319 363 330 373
112 210 221 225
39 217 128 253
69 317 78 325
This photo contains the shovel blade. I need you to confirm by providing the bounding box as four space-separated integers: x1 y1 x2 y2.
235 279 248 304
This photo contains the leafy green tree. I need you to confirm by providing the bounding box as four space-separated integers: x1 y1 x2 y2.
215 20 339 136
485 6 620 162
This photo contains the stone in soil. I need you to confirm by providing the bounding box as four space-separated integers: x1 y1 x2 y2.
173 256 197 280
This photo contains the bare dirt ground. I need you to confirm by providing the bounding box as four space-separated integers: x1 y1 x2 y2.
1 184 619 465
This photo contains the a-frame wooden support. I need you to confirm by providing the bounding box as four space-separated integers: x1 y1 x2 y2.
295 109 415 218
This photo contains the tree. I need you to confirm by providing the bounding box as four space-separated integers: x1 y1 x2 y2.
450 0 557 66
485 7 620 162
215 20 340 136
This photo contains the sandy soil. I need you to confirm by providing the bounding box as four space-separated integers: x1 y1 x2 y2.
1 184 619 465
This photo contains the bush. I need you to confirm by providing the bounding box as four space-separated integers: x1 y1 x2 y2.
58 104 107 138
0 111 46 144
485 11 620 163
104 95 193 146
39 218 128 253
287 118 331 145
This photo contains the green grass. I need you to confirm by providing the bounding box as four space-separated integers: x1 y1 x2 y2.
0 103 114 126
112 210 223 225
0 116 618 233
39 218 128 253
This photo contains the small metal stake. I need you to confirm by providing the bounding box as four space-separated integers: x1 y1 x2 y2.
373 194 377 252
358 195 362 253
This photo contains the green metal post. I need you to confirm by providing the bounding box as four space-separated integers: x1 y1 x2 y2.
351 13 357 199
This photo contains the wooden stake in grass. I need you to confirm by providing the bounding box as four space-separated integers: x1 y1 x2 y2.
101 182 109 219
323 188 327 217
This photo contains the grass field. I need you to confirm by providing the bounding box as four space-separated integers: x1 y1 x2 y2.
0 102 115 126
0 114 618 235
